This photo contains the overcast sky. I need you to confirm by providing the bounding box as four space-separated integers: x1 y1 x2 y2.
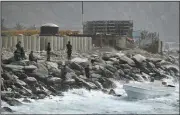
1 2 179 42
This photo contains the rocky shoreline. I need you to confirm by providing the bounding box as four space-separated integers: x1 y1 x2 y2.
1 48 179 113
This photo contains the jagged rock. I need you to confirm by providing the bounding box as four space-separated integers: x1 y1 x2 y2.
1 107 14 113
27 72 48 81
132 54 146 64
98 78 116 89
163 64 179 73
117 69 125 76
100 68 114 78
93 81 103 89
47 77 62 84
119 55 135 66
22 97 31 103
15 79 27 87
24 77 37 85
73 75 97 89
36 62 49 75
38 94 46 99
49 67 61 77
105 61 114 65
147 62 155 68
14 72 28 80
104 64 117 73
69 62 84 71
147 58 162 64
119 64 132 70
6 98 22 106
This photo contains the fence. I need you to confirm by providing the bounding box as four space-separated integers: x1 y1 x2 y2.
1 35 92 52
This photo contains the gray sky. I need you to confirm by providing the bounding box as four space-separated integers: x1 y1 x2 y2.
1 2 179 42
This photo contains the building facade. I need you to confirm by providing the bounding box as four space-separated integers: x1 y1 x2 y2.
83 20 133 37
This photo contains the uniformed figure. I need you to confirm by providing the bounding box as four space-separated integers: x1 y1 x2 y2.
46 42 51 61
14 50 21 61
84 65 90 79
20 47 26 60
61 63 67 81
66 41 72 60
16 41 22 50
29 51 37 62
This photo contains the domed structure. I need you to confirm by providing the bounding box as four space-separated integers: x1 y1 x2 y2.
40 23 59 36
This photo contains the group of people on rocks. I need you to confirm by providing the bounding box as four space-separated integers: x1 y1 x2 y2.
13 40 91 80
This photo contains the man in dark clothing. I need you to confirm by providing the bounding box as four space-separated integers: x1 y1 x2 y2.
66 41 72 60
29 51 37 62
61 63 67 81
46 42 51 61
20 47 26 60
14 50 21 61
84 65 90 79
16 41 21 50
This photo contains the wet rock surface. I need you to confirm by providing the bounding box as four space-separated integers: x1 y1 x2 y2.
1 48 179 111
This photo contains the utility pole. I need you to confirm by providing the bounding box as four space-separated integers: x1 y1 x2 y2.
82 1 84 34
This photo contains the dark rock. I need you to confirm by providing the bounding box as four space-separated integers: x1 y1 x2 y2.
119 64 132 70
24 77 37 85
109 89 116 95
22 97 31 103
119 55 135 66
47 77 62 85
147 62 155 68
93 81 103 89
100 67 114 78
104 64 117 73
14 72 28 80
69 62 84 72
49 67 61 77
117 69 125 76
38 94 46 99
98 78 116 89
7 98 22 106
73 75 98 89
1 107 14 113
27 72 48 81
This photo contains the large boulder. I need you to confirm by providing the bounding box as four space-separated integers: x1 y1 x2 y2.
73 75 97 89
26 72 48 81
100 68 114 78
1 107 14 113
119 55 135 66
69 62 84 72
98 78 116 89
49 67 61 77
24 77 37 85
47 77 62 85
36 62 49 75
132 54 146 64
104 64 117 73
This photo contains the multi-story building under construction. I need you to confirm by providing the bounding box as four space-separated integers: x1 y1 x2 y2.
83 20 133 37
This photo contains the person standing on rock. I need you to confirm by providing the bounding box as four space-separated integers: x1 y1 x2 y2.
29 51 37 62
66 41 72 60
46 42 51 61
85 65 91 80
61 63 67 81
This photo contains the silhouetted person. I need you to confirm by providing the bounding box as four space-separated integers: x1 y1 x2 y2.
14 50 21 61
20 47 26 60
46 42 51 61
85 65 90 79
16 41 21 50
66 41 72 60
61 63 67 81
91 59 95 66
29 51 37 62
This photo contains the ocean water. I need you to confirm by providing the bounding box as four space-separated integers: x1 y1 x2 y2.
2 80 179 114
